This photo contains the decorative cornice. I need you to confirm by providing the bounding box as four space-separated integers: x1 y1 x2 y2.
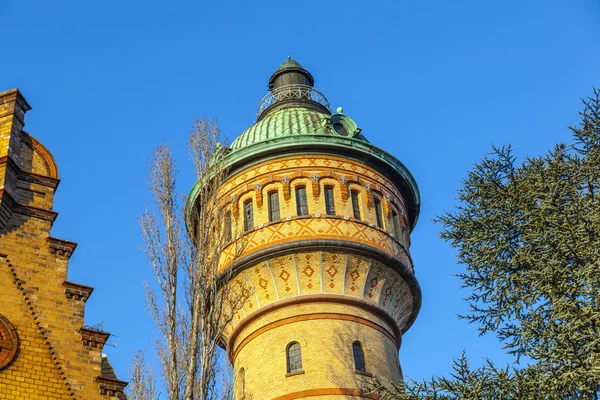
0 155 60 188
63 281 93 302
48 237 77 259
220 238 421 334
272 388 377 400
17 203 58 221
221 137 420 230
79 327 110 349
96 376 128 397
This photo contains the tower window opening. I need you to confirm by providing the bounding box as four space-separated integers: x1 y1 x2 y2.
351 191 361 220
352 341 366 372
224 210 232 242
244 200 254 232
268 191 281 222
286 342 303 373
392 209 401 239
237 367 245 398
333 122 349 136
374 198 384 228
324 186 335 215
295 186 308 216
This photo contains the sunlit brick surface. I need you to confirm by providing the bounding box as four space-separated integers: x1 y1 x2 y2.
0 89 124 400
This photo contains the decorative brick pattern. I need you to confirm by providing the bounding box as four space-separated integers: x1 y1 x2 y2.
0 89 125 399
224 252 413 336
64 281 94 302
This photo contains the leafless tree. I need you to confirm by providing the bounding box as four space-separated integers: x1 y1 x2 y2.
128 351 158 400
133 118 250 400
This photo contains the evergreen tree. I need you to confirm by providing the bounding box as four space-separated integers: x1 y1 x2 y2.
368 89 600 399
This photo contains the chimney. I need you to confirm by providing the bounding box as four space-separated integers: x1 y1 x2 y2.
0 88 31 227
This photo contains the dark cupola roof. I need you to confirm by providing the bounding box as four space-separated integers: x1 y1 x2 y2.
268 57 315 91
258 57 328 120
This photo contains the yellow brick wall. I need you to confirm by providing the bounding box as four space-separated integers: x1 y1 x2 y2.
0 89 124 400
232 302 402 400
221 252 414 340
217 160 414 274
213 136 418 399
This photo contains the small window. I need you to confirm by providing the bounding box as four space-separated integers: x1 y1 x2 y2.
374 198 384 228
237 368 245 397
286 342 303 373
351 191 361 220
353 341 366 372
295 186 308 216
324 186 335 215
243 200 254 232
333 122 349 136
224 210 232 242
268 191 280 222
392 209 401 239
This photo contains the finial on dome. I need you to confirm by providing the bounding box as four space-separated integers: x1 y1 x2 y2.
336 107 344 114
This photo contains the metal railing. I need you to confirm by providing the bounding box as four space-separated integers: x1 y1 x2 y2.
257 85 330 116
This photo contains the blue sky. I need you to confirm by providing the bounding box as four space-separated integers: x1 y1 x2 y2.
2 0 599 387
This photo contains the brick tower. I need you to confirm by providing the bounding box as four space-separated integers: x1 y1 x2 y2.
0 89 126 399
187 60 421 399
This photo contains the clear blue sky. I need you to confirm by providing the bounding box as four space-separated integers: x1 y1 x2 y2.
2 0 599 386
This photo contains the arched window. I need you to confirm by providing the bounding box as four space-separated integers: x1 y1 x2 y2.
235 367 245 397
351 190 361 220
353 341 366 372
243 199 254 231
324 186 335 215
286 342 303 373
392 209 401 239
268 191 280 222
239 367 245 396
224 210 232 242
374 198 384 228
295 186 308 216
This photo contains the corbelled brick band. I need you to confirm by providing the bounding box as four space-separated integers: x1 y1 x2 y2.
272 388 378 400
0 88 126 399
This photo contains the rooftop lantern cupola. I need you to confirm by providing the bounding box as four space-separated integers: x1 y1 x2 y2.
257 57 331 120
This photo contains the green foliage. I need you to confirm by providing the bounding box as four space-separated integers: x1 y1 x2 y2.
369 89 600 399
366 352 547 399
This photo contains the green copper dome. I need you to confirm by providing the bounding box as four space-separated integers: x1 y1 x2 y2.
230 107 367 151
278 58 303 70
188 59 421 231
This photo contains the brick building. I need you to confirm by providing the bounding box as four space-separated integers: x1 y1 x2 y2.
187 60 422 399
0 89 126 399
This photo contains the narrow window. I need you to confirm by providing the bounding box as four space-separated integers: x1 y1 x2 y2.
224 210 232 242
295 186 308 216
374 198 384 228
324 186 335 215
286 342 303 373
392 209 401 239
351 191 361 220
268 191 280 222
353 341 366 372
243 200 253 231
239 368 245 397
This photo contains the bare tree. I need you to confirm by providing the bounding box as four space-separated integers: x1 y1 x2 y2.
128 351 158 400
134 118 250 400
